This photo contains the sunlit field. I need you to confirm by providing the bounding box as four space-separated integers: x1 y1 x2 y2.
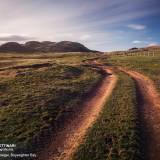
0 52 102 156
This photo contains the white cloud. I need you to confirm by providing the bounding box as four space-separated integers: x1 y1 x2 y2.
79 34 91 41
132 41 159 47
128 24 146 30
0 35 34 42
132 40 143 44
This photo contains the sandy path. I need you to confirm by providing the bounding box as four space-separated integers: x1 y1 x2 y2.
38 66 117 160
119 67 160 160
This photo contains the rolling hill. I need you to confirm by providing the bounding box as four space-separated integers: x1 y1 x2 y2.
0 41 91 53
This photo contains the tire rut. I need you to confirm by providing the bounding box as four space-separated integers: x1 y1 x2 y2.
38 66 117 160
119 67 160 160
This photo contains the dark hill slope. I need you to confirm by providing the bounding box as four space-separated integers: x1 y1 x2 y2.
0 41 92 53
0 42 32 52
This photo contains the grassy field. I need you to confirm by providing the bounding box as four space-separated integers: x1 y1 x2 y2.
0 52 100 82
73 73 141 160
0 52 99 68
1 51 159 159
100 53 160 92
0 52 102 156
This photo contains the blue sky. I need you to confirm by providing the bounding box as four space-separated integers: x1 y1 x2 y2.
0 0 160 51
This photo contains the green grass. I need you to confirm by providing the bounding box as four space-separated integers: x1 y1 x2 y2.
0 63 102 155
73 73 141 160
0 52 100 82
0 52 100 69
101 54 160 92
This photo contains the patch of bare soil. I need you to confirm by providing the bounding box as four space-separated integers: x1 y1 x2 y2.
38 66 117 160
0 70 17 79
119 67 160 160
0 63 52 80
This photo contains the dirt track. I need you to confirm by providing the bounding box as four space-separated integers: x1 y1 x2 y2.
119 67 160 160
38 66 117 160
39 64 160 160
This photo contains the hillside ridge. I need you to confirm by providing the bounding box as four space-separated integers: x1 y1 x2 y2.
0 41 92 53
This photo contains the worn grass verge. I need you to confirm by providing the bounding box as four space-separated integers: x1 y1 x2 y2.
73 73 141 160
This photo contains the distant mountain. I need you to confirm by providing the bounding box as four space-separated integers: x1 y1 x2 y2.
139 45 160 51
146 45 160 50
0 41 92 53
128 45 160 52
129 47 138 51
0 42 32 52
